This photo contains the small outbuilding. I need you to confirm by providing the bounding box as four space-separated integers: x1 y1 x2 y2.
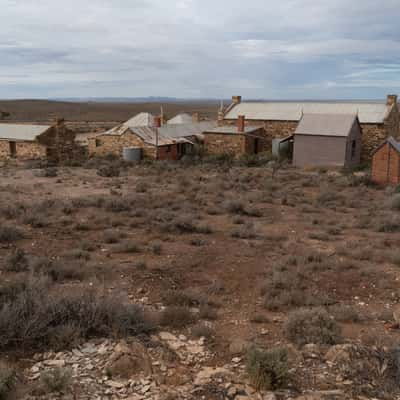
293 114 362 168
0 120 77 163
371 137 400 185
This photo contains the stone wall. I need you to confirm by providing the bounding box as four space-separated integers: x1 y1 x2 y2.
0 139 46 161
38 124 81 164
88 132 144 157
203 133 246 158
88 131 178 160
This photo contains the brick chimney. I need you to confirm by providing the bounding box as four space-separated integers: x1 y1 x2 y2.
154 116 162 128
232 96 242 105
387 94 398 106
237 115 245 133
192 113 200 123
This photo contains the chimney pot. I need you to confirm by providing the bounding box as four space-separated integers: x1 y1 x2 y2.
387 94 398 106
237 115 245 133
192 113 200 123
232 96 242 105
154 116 162 128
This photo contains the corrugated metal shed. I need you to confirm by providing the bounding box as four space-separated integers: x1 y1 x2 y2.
0 124 52 141
125 112 155 128
224 102 390 124
167 113 193 125
295 114 357 137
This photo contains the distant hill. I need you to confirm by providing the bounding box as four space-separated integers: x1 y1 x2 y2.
0 99 220 123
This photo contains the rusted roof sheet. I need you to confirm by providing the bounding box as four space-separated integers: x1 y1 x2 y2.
295 114 358 137
224 102 391 124
0 123 51 141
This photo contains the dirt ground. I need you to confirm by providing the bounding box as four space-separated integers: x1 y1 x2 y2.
1 160 400 399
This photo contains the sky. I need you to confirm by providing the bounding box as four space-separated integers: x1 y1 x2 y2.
1 0 400 100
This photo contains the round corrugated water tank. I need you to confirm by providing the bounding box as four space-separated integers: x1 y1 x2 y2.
123 147 142 162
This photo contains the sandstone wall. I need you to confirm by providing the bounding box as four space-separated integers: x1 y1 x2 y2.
88 131 178 160
0 140 46 161
204 133 246 158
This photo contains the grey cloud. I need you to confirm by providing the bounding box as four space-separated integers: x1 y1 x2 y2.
0 0 400 98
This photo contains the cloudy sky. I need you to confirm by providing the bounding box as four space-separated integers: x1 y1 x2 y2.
1 0 400 99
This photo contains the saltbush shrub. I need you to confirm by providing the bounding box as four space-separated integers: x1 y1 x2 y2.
284 308 342 347
246 347 289 390
0 279 152 352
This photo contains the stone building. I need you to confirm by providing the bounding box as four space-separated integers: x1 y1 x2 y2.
371 137 400 185
222 95 400 161
293 114 362 168
0 119 78 163
88 113 217 160
203 116 266 158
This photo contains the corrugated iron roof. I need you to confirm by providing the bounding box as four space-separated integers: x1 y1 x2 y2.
0 124 52 141
167 113 193 125
224 102 391 124
132 127 190 146
125 112 155 127
159 121 217 140
295 114 358 137
204 125 263 134
373 136 400 154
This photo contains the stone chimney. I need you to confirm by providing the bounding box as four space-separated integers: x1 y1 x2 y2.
237 115 245 133
232 96 242 105
387 95 398 106
192 113 200 123
154 116 162 128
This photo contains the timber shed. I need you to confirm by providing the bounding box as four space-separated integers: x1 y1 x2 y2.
371 137 400 185
293 114 362 168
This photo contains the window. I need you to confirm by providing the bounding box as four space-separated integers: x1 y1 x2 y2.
9 141 16 158
351 140 356 159
95 139 102 147
166 145 171 153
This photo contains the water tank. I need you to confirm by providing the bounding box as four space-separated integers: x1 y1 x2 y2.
123 147 142 162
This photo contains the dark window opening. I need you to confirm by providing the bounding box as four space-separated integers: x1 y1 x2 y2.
9 141 16 158
95 139 102 147
166 145 171 153
351 140 356 159
254 138 259 154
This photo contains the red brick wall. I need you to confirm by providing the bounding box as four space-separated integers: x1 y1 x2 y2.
371 143 400 185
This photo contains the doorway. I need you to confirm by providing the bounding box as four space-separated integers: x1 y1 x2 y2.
9 142 16 158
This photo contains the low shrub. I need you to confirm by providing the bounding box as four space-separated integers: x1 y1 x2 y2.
150 241 163 255
0 279 152 352
163 290 201 307
40 368 72 393
191 323 215 340
391 194 400 211
97 164 120 178
199 305 218 321
160 306 195 328
112 241 140 254
284 308 342 347
0 362 16 400
0 226 23 243
246 347 289 390
4 249 29 272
